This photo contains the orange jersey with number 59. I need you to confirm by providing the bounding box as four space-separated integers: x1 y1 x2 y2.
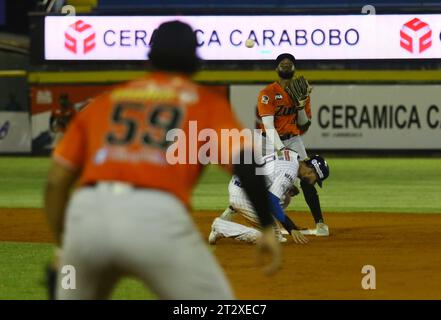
257 81 311 136
53 73 242 207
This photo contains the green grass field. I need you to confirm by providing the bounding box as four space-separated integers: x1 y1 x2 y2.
0 242 155 300
0 156 440 299
2 157 441 212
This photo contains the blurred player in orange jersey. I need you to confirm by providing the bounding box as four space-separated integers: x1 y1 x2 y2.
44 20 281 300
256 53 329 237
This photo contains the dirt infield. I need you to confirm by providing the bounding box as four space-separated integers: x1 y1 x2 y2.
1 208 441 299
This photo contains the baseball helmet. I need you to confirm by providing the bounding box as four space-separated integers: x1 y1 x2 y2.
148 20 200 74
305 155 329 187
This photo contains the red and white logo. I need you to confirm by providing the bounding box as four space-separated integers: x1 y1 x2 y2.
64 20 96 54
400 18 432 54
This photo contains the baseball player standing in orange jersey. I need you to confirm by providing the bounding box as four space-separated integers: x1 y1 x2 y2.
256 53 329 236
44 21 281 300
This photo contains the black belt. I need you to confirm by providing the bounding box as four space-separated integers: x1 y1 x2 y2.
84 182 142 189
262 132 297 140
84 182 97 187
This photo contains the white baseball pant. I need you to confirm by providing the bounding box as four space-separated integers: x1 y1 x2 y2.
56 183 234 300
210 180 285 244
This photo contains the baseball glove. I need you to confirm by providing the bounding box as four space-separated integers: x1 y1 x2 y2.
285 76 311 108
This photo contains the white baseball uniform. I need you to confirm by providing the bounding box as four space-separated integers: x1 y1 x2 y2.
211 149 299 243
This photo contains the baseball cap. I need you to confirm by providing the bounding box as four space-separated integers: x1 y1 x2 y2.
148 20 200 74
276 53 295 68
305 155 329 188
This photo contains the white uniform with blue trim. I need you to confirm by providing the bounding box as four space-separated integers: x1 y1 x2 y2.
210 149 299 243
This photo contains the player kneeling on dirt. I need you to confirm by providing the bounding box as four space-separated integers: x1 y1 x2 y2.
209 151 329 245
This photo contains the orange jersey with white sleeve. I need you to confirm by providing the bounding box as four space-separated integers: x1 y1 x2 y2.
257 81 311 136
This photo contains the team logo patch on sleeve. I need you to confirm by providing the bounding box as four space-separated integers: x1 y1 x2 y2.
261 95 269 104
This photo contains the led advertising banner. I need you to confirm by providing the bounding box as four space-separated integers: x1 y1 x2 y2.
45 15 441 60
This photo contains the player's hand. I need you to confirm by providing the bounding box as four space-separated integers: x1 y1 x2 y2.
288 186 300 197
291 229 309 244
295 99 307 110
256 227 282 275
280 193 291 209
276 146 295 156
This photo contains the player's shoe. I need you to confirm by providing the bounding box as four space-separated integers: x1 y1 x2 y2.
299 223 329 236
315 223 330 237
278 235 288 243
219 206 236 221
208 222 224 245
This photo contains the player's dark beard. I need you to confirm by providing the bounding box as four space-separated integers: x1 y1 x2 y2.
277 70 294 79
